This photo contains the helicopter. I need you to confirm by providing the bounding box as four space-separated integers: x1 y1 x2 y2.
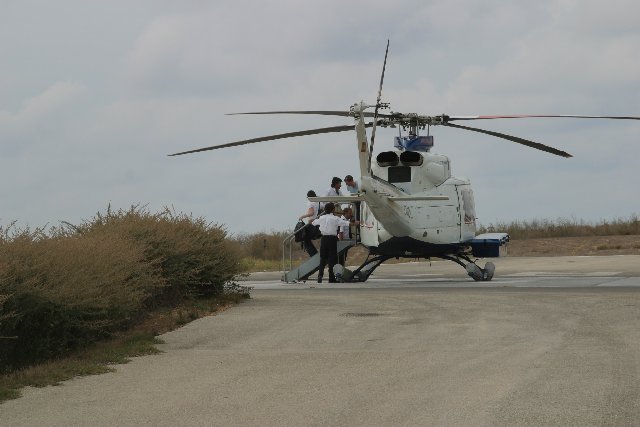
169 41 640 282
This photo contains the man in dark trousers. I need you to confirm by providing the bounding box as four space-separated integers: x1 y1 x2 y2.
312 202 358 283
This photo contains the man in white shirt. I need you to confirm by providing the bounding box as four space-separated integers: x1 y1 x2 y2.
325 177 343 197
321 177 343 211
312 202 359 283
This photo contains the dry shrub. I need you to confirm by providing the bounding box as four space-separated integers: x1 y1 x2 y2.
69 205 242 300
0 293 12 326
232 230 307 263
0 205 245 372
477 214 640 239
1 233 162 313
0 229 162 372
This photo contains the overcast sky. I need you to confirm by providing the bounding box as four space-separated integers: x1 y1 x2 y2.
2 0 639 235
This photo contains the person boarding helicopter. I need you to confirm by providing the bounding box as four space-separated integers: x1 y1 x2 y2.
312 202 359 283
298 190 321 257
344 175 359 194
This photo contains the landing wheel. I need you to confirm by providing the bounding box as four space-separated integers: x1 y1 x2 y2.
333 264 353 282
466 262 495 282
345 254 392 282
483 262 495 281
466 263 483 281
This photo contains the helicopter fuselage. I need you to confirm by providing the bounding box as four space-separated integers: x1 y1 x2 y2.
345 102 477 257
359 150 476 254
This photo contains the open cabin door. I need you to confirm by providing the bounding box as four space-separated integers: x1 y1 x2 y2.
457 185 477 242
359 201 381 248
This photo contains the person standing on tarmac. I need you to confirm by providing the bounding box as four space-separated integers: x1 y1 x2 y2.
312 202 359 283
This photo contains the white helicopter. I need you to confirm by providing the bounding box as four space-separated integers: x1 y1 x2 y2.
170 41 639 282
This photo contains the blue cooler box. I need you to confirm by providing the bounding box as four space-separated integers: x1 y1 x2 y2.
470 233 510 257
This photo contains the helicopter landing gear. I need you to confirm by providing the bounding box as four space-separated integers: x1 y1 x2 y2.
335 254 392 282
466 261 495 282
440 254 495 282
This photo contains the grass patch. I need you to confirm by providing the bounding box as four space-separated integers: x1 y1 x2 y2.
240 257 285 272
477 214 640 239
0 293 247 403
230 230 309 273
596 244 623 251
0 332 161 403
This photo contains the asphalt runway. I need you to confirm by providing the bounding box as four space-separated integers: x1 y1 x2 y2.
2 256 640 426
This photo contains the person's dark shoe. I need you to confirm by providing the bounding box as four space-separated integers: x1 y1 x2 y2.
317 278 322 283
328 279 337 283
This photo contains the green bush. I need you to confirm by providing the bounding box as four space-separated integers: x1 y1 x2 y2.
1 293 99 371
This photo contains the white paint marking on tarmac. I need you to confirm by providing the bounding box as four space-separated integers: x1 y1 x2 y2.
368 277 459 282
244 274 640 289
505 272 621 277
597 277 640 287
399 273 444 277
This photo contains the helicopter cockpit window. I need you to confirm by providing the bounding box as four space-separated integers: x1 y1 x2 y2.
376 151 399 167
388 166 411 183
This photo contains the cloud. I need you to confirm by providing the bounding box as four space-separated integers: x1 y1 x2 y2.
0 81 87 126
1 0 639 233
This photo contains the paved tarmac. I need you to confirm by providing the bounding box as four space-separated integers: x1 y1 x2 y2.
2 255 640 426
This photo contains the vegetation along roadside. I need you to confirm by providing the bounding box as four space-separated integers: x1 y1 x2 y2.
0 205 250 402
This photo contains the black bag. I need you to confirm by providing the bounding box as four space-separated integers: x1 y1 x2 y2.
294 221 306 242
308 224 321 240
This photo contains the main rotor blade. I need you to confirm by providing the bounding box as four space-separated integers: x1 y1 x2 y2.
448 114 640 121
168 123 371 156
375 40 390 108
226 110 393 118
369 39 390 173
227 110 352 117
443 122 573 158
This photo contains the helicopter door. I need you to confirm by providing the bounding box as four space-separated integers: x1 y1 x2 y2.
457 186 476 241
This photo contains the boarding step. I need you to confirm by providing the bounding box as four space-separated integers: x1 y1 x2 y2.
282 239 356 283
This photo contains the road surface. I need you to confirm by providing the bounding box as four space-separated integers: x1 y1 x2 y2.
2 255 640 426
